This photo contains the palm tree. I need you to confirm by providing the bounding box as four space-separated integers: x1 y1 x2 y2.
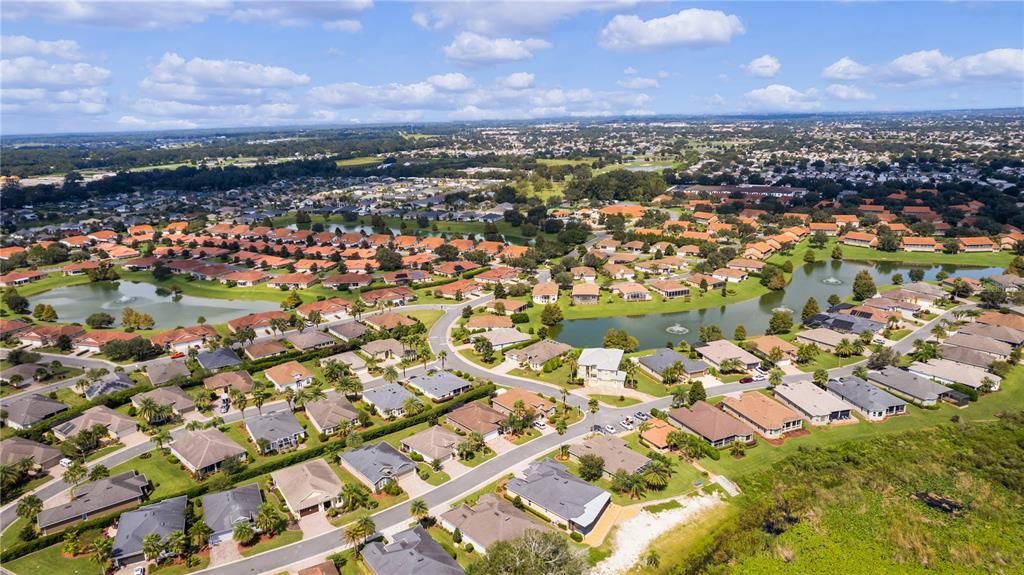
136 397 160 424
719 357 743 374
64 460 86 491
409 498 429 523
345 514 376 558
255 502 283 535
152 429 171 450
588 398 599 414
834 339 856 358
626 472 647 499
337 375 363 398
284 387 297 411
253 389 270 415
91 536 113 572
142 533 164 561
402 397 422 416
382 366 399 385
341 483 371 512
233 521 256 546
166 529 188 558
229 389 247 417
643 459 671 489
438 350 448 371
188 519 212 551
16 495 42 523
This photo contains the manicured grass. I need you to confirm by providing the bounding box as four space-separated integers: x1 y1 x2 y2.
457 446 497 468
418 463 450 486
451 475 512 507
239 528 303 557
54 387 89 408
6 527 104 575
335 156 382 167
427 525 479 569
85 441 125 462
509 428 540 445
108 450 197 498
560 278 771 320
1 517 28 551
590 394 642 407
887 328 913 341
702 368 1024 479
840 244 1013 266
402 308 444 330
796 351 863 373
508 363 572 389
150 553 211 575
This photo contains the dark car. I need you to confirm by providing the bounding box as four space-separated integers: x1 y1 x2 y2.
740 377 754 384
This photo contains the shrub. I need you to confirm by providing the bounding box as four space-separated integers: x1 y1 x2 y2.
570 532 583 542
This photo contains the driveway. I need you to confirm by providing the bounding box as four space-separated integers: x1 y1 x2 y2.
398 473 432 498
209 540 243 567
487 436 518 456
297 513 331 538
442 458 471 478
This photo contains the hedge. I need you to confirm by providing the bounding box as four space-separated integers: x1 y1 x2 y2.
0 383 496 563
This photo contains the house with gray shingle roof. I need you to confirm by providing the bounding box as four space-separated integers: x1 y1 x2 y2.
304 392 358 435
865 367 952 407
506 459 610 534
84 372 136 400
169 428 247 476
53 405 137 440
244 409 306 453
112 495 187 566
201 483 262 544
2 394 68 429
362 383 416 418
827 376 907 421
145 359 190 386
362 525 464 575
637 348 708 379
37 471 149 534
338 442 416 493
0 437 61 469
406 371 472 402
196 347 242 371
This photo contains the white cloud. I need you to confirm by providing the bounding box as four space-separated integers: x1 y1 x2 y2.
117 115 199 129
1 56 110 87
2 0 231 29
324 19 362 32
411 1 634 36
826 83 874 101
310 82 443 109
427 72 474 92
657 70 670 78
822 57 870 80
497 72 535 89
599 8 744 52
704 94 727 108
743 84 821 112
618 76 659 89
623 66 638 75
443 32 551 65
953 48 1023 79
1 35 83 60
745 54 780 78
146 53 309 89
882 49 953 83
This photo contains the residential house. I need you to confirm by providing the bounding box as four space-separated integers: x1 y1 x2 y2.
866 367 955 407
900 236 941 252
667 401 754 448
958 236 997 252
2 394 69 429
196 347 242 371
0 437 61 470
795 327 849 353
639 418 675 450
131 386 195 423
746 335 799 365
721 392 803 439
695 340 760 371
362 383 416 418
170 428 247 476
150 325 218 353
407 371 472 402
571 283 600 305
203 371 254 394
297 298 352 322
944 333 1012 360
36 471 149 534
111 496 187 567
841 231 878 248
465 314 513 331
647 279 690 299
827 376 907 421
440 494 548 555
907 359 1001 392
362 525 464 575
578 348 626 387
328 321 368 342
637 348 708 380
505 459 611 534
339 442 417 493
264 361 314 392
53 405 137 441
400 425 461 462
17 324 85 348
532 281 559 304
492 388 556 421
445 402 504 442
285 330 337 352
568 435 650 477
201 483 263 544
773 380 854 426
271 459 343 518
228 311 291 337
145 360 190 386
485 299 528 315
610 282 652 301
83 372 136 400
364 311 417 331
304 392 358 435
505 339 572 371
476 328 531 350
245 409 306 453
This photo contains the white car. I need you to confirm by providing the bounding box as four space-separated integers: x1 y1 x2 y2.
133 567 146 575
753 374 767 382
620 420 635 430
532 420 547 430
59 457 73 468
603 424 617 434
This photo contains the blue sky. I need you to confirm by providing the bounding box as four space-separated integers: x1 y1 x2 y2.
2 1 1022 134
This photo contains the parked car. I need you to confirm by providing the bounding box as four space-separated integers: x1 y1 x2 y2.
620 420 634 430
591 425 605 434
59 457 73 468
753 374 767 382
220 400 230 414
634 411 649 421
133 567 146 575
532 420 547 430
170 352 185 359
604 424 617 434
740 377 754 384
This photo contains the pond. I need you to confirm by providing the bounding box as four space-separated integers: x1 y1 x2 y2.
549 260 1003 350
30 281 280 328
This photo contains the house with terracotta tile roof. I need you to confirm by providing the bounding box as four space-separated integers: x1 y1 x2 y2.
841 231 878 248
297 298 352 322
958 236 997 252
900 236 941 252
267 272 318 290
721 392 803 439
150 325 218 352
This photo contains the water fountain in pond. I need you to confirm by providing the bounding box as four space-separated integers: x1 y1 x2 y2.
115 295 136 304
665 323 690 335
772 306 793 315
822 276 844 285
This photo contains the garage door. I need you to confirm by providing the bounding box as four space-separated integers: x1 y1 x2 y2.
299 505 319 517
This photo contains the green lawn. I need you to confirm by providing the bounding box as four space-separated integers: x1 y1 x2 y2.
335 156 382 167
109 450 197 498
85 441 125 462
239 528 303 557
560 278 771 320
418 463 450 486
839 244 1013 266
590 394 642 407
150 554 211 575
402 309 444 330
702 369 1024 479
428 525 480 569
54 387 89 408
796 351 864 373
457 446 497 468
6 527 104 575
510 428 541 445
1 517 28 551
508 363 572 389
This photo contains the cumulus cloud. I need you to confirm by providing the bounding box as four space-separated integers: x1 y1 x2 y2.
497 72 535 89
117 115 199 129
2 0 231 29
950 48 1023 80
145 53 309 89
229 0 372 27
623 66 638 75
618 76 659 89
826 83 874 101
411 1 633 36
427 72 473 91
822 57 870 80
882 49 952 83
599 8 744 51
444 32 551 65
323 19 362 32
1 35 83 60
745 54 780 78
1 56 110 87
743 84 821 112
